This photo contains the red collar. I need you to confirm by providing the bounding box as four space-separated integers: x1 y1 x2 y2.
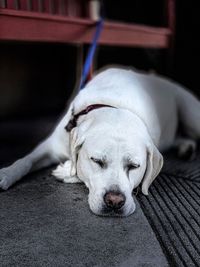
66 104 116 131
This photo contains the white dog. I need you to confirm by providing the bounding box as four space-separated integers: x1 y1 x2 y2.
0 67 199 216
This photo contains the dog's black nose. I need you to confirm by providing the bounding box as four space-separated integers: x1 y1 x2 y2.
104 191 125 210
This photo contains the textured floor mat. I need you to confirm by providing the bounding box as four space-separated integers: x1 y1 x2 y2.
137 151 200 267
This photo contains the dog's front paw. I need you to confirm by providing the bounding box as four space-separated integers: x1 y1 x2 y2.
52 161 82 184
0 169 12 190
52 161 72 180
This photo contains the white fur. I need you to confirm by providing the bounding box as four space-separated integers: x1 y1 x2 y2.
52 161 81 183
1 67 200 216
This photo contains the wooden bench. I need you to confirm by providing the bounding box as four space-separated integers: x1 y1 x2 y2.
0 0 175 71
0 1 175 46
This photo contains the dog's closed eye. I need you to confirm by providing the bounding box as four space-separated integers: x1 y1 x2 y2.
90 157 107 169
127 163 140 172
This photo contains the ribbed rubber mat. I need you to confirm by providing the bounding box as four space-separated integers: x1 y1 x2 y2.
137 151 200 267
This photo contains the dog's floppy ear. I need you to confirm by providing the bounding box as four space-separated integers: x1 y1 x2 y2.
70 128 84 176
70 118 93 176
142 142 163 195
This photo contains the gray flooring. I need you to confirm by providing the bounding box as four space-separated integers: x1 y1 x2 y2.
0 167 168 267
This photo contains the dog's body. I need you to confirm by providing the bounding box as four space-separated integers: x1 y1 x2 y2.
0 67 200 216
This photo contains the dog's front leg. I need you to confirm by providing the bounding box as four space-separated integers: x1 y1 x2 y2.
0 103 75 190
0 137 60 190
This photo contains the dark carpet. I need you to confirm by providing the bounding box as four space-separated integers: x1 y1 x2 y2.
0 168 168 267
137 150 200 267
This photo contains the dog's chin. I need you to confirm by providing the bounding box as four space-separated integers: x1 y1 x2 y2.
90 203 136 217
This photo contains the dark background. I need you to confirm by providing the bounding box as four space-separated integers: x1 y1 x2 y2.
0 0 199 161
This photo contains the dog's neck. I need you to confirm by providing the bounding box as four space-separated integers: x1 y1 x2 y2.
65 104 116 132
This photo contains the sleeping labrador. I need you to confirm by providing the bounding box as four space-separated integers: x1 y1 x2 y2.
0 67 200 216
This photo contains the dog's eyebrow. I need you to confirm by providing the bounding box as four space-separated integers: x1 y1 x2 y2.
92 154 107 160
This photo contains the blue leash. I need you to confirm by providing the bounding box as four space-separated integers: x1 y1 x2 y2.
79 17 104 90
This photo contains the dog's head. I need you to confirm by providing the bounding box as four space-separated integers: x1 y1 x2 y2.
68 108 163 217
